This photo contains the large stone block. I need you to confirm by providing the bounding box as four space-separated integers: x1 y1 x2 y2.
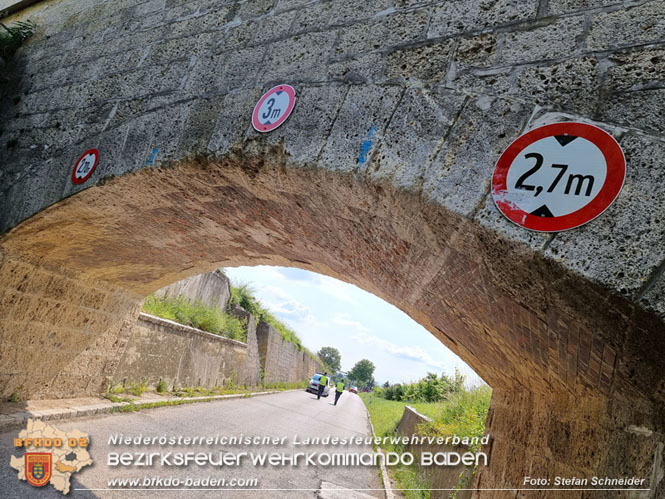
144 33 216 66
290 0 391 34
334 9 429 57
497 16 586 66
515 57 601 115
545 133 665 295
260 30 337 81
370 87 466 188
587 1 665 51
547 0 618 16
252 9 297 44
319 84 403 172
453 34 498 71
428 0 537 39
423 97 531 216
386 40 456 83
599 88 665 135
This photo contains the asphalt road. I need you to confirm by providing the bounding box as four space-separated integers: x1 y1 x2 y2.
0 390 384 498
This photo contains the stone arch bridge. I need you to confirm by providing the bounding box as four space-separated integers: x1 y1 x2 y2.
1 0 665 496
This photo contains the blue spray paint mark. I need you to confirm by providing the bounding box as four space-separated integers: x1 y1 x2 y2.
357 126 377 165
146 148 159 166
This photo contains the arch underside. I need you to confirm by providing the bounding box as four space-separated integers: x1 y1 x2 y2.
2 0 665 494
2 153 664 496
1 150 663 402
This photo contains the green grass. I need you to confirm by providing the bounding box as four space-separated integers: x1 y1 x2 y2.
360 392 443 437
360 393 438 499
417 386 492 452
142 294 247 341
360 387 492 499
262 380 308 390
105 379 304 402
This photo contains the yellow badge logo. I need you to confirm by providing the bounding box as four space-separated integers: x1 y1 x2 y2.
10 419 92 495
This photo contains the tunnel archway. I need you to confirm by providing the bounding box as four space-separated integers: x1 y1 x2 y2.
2 0 665 495
1 150 663 495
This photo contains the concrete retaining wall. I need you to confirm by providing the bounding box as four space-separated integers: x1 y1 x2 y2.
113 312 250 389
397 406 474 499
256 321 324 384
153 270 231 314
113 305 321 389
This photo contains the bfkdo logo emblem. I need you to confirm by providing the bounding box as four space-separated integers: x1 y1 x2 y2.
25 453 52 487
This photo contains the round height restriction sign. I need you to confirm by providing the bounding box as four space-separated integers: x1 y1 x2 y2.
252 84 296 132
72 148 99 185
491 122 625 232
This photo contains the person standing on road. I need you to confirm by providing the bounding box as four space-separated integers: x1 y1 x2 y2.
334 379 345 406
317 373 328 400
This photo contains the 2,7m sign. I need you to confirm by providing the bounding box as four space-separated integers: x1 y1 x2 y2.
492 122 625 232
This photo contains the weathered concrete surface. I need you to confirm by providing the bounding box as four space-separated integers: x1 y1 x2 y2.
113 312 250 389
230 303 262 387
396 405 473 499
153 269 231 313
112 307 321 389
0 0 664 496
256 321 323 384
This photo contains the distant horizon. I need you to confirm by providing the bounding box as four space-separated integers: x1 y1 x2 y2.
224 266 486 388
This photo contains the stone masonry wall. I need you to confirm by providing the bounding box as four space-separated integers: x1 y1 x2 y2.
397 405 474 499
153 269 231 313
112 305 314 390
256 321 324 384
113 312 250 389
229 304 261 387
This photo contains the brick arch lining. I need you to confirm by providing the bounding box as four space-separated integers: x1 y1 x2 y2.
1 153 663 496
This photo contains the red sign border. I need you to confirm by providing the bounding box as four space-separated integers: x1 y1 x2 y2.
251 84 296 133
71 148 100 185
491 122 626 232
25 452 52 487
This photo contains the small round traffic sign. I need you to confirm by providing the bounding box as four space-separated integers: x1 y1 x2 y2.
491 122 625 232
252 84 296 133
72 149 99 185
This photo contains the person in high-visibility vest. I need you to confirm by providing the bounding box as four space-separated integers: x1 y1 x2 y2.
317 373 328 400
334 379 345 406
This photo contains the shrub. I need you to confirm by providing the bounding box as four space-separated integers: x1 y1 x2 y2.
156 379 168 393
418 385 492 452
229 279 307 351
126 380 148 397
378 370 466 403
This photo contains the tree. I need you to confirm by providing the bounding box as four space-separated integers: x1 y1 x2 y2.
317 346 341 372
348 359 375 386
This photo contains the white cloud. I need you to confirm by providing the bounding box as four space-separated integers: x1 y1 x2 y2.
330 313 371 334
262 298 314 322
314 275 359 305
351 333 445 371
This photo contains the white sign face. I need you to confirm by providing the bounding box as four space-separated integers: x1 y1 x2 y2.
504 136 607 218
72 149 99 185
251 85 296 132
492 122 626 232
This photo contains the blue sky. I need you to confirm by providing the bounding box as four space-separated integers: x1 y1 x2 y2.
224 266 485 387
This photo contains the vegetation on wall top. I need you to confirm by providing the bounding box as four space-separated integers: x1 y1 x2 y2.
229 281 306 351
142 294 247 342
